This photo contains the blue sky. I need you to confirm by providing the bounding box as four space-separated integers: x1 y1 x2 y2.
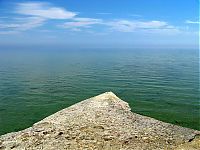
0 0 199 48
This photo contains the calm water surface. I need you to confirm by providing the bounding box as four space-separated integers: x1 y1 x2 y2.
0 48 199 135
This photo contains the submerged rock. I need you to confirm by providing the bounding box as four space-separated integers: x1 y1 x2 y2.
0 92 199 150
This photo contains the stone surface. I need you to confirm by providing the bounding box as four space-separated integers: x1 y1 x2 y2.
0 92 199 150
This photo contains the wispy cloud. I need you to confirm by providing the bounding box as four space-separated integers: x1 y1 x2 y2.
16 2 76 19
185 20 199 24
60 18 102 31
0 2 77 34
106 20 175 33
0 17 45 33
73 18 102 22
130 14 142 17
0 1 188 35
96 12 112 15
59 18 179 34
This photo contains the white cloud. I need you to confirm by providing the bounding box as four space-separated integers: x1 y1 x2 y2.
16 2 76 19
130 14 142 17
185 20 199 24
96 12 112 15
0 2 77 33
0 1 185 35
73 18 102 22
60 18 180 34
106 20 176 33
141 28 180 35
61 17 102 30
0 17 45 32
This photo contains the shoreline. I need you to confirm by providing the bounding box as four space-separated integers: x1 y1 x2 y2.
0 92 199 149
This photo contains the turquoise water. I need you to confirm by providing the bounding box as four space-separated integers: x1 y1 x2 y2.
0 48 199 135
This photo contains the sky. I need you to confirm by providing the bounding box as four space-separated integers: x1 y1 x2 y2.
0 0 199 48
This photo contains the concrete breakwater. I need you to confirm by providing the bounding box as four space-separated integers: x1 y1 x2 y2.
0 92 199 150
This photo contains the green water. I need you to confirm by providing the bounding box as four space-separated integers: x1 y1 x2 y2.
0 48 199 135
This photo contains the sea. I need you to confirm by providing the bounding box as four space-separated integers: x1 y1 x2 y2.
0 47 199 135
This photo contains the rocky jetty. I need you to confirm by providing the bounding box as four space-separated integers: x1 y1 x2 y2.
0 92 199 150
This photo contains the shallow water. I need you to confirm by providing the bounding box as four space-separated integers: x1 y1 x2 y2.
0 48 199 135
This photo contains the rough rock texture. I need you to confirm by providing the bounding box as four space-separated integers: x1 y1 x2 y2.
0 92 199 150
